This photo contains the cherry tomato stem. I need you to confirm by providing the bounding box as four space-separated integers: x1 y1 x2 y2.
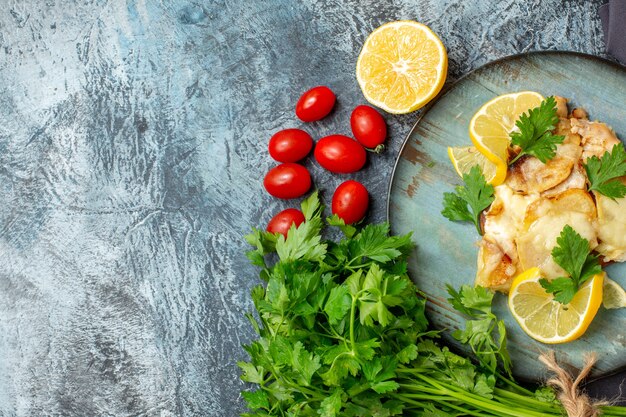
365 144 385 154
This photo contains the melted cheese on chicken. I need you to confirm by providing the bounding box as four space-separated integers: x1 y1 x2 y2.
483 185 539 258
517 211 597 278
475 185 539 291
595 182 626 262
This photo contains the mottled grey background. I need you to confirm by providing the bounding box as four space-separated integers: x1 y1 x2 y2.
0 1 618 416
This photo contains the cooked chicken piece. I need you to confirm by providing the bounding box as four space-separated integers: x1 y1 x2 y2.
571 108 588 119
476 185 540 292
555 117 582 146
506 142 582 194
483 185 540 257
594 179 626 262
554 96 568 118
570 118 621 161
541 162 587 198
476 238 520 292
516 189 598 279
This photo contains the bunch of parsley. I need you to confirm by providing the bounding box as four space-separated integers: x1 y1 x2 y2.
240 192 595 417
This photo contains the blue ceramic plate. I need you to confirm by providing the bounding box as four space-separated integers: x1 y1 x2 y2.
387 51 626 382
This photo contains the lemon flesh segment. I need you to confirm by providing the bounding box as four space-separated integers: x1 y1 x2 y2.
469 92 544 168
356 20 447 114
603 276 626 309
508 268 604 344
447 146 506 185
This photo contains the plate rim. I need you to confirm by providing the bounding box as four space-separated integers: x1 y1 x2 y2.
384 50 626 388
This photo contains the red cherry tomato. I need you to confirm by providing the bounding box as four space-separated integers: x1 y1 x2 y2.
263 163 311 199
314 135 366 173
350 105 387 150
266 208 305 237
332 180 369 224
295 86 336 122
268 129 313 162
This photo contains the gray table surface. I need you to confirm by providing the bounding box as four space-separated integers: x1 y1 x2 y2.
0 1 621 416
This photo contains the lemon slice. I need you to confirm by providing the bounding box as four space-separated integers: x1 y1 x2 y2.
603 276 626 309
447 146 504 185
508 267 604 344
356 20 447 114
469 91 544 177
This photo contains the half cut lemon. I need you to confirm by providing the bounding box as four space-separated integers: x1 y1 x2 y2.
356 21 447 114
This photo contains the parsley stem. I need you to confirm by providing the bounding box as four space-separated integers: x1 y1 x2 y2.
349 296 357 349
347 262 371 270
308 329 346 342
601 406 626 416
318 323 347 346
400 376 558 417
509 152 524 165
395 393 493 417
496 374 534 396
493 389 562 412
474 221 482 236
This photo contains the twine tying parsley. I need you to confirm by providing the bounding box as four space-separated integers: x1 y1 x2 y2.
540 352 607 417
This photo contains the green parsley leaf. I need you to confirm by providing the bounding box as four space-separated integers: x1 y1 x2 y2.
584 144 626 199
361 356 400 394
242 389 270 410
538 277 578 305
447 285 512 376
396 344 418 364
290 341 321 386
509 96 564 164
245 228 277 270
473 374 496 399
300 190 323 220
319 390 343 417
539 225 602 304
551 225 594 279
534 386 558 404
327 213 358 238
347 223 413 265
320 346 360 386
324 285 351 325
441 165 494 235
276 191 327 261
238 361 265 384
447 284 493 315
358 264 406 327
